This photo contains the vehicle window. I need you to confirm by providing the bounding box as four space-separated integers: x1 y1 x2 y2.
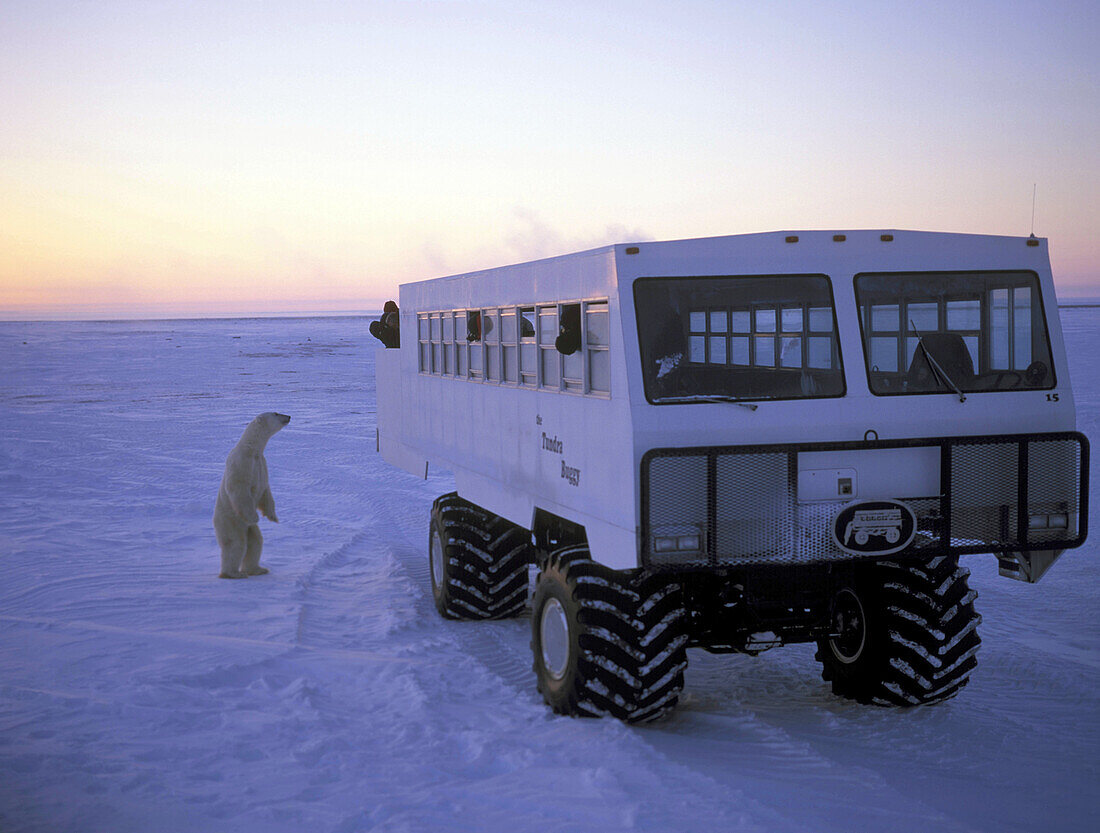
538 306 560 389
430 313 442 374
519 307 536 386
417 313 431 372
855 271 1055 395
482 309 498 382
501 309 518 382
454 311 467 376
567 303 585 391
585 301 610 393
634 275 843 403
442 313 454 375
417 300 610 395
467 310 482 378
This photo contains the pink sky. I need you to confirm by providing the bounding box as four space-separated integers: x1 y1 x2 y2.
2 1 1098 318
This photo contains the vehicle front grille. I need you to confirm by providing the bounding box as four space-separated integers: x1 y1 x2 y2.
641 433 1088 570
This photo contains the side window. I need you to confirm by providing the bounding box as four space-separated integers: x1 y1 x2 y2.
561 303 583 391
519 307 536 386
430 313 442 375
501 309 518 383
454 311 467 377
539 305 560 389
483 308 499 382
416 299 610 396
586 301 610 393
442 312 454 375
418 313 431 373
467 310 483 378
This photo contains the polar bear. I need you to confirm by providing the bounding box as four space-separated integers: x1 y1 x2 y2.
214 412 290 578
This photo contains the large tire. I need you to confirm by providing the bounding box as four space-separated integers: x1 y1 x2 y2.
429 493 531 620
530 545 688 723
816 555 982 706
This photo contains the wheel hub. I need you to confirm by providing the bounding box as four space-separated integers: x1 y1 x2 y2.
430 528 444 591
539 597 571 680
829 587 867 664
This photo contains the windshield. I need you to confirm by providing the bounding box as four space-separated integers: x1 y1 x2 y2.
855 271 1055 395
634 275 845 403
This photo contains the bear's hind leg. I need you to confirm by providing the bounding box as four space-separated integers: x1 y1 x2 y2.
216 522 248 579
243 525 269 576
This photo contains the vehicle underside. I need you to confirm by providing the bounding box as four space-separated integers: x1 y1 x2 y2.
676 564 843 654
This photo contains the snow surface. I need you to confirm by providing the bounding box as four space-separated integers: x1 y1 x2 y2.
0 312 1097 833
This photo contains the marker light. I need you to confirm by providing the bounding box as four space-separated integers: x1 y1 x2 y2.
1029 513 1069 529
653 534 703 553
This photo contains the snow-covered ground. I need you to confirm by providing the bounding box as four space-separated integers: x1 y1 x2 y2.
1 312 1097 833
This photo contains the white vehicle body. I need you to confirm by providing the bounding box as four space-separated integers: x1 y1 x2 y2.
377 230 1087 578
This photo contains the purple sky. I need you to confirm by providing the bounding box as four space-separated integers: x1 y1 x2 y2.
2 0 1098 317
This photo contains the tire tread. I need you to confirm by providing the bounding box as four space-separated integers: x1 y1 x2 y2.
533 549 688 723
432 493 531 620
817 556 981 706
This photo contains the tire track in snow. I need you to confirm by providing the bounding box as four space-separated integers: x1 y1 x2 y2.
0 615 419 666
290 502 438 656
634 647 992 833
382 486 540 697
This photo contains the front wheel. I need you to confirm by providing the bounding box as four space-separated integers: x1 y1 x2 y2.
816 556 982 705
531 546 688 722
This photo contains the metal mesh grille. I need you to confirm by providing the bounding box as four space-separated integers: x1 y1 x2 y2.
647 454 709 568
950 441 1019 548
1028 439 1082 543
714 453 790 564
642 433 1087 570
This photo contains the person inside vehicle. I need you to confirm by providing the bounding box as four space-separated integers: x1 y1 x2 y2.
370 300 400 348
555 304 582 355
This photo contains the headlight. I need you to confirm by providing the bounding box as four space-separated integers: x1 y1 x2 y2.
1028 513 1069 529
652 528 704 554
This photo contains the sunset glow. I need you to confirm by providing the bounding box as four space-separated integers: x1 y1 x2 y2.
2 1 1098 318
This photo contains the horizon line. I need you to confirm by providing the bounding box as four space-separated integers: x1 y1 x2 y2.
5 300 1100 325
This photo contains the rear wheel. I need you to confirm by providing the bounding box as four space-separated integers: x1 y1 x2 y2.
429 493 531 620
531 546 688 722
816 555 982 705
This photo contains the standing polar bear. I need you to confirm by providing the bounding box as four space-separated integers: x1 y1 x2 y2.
214 412 291 578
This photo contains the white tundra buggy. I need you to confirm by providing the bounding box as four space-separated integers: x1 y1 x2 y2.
376 230 1089 722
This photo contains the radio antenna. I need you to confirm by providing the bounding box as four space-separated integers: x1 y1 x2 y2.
1030 183 1037 237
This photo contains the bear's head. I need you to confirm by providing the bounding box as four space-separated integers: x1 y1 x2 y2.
247 412 291 440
